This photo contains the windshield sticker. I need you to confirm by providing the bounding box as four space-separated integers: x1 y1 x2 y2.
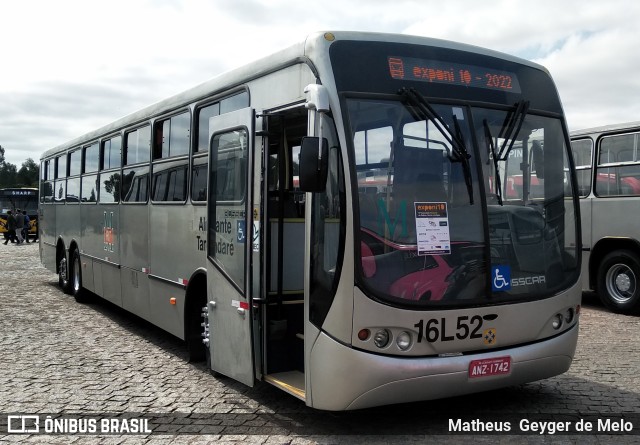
252 221 260 252
237 220 246 244
492 265 512 291
414 202 451 255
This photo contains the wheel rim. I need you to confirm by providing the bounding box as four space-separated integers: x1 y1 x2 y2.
59 258 68 283
73 255 81 292
605 263 637 304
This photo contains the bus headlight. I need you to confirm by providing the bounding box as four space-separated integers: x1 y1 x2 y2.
373 329 391 348
552 314 563 330
396 331 412 351
564 308 575 324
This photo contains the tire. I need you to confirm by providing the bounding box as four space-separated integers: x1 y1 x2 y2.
71 249 90 303
201 301 219 376
596 250 640 315
58 253 72 294
186 296 206 362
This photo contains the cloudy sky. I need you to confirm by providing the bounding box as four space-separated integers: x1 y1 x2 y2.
1 0 639 167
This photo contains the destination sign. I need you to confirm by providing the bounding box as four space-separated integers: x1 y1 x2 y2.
0 189 37 197
388 56 521 93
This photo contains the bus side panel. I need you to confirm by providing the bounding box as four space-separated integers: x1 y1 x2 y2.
57 203 80 248
80 203 114 300
148 203 195 339
96 204 121 306
121 268 150 321
120 204 150 319
149 204 194 284
148 202 207 286
80 203 104 293
93 261 104 296
579 198 592 291
149 279 184 339
120 205 149 271
80 204 104 256
100 263 122 306
40 204 57 250
80 256 95 293
591 197 640 241
40 240 57 274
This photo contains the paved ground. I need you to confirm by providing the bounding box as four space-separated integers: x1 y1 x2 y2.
0 242 639 444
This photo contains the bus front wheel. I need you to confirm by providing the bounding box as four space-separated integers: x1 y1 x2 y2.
597 250 640 315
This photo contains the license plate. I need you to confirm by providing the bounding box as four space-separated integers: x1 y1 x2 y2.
468 356 511 378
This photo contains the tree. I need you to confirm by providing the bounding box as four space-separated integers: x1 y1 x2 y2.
0 146 37 188
0 162 18 188
103 173 121 200
17 158 39 187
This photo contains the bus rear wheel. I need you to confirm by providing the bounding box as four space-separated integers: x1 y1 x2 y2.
58 254 72 295
597 250 640 315
71 249 90 303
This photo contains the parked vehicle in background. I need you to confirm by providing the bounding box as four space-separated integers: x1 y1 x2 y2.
0 187 38 241
571 122 640 314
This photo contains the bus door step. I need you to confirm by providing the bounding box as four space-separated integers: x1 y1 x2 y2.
264 371 305 401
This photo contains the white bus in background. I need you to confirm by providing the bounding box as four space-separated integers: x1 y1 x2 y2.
571 123 640 314
40 31 582 410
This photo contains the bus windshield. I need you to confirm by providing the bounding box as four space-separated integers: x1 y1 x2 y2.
348 97 579 308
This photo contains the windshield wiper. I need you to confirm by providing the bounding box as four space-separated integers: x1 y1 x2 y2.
483 119 503 205
483 100 530 206
452 115 474 205
497 100 530 161
399 87 474 205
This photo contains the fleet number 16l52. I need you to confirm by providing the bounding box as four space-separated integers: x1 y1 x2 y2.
413 314 497 343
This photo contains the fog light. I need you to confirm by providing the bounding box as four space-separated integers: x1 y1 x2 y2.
552 314 563 330
564 308 574 324
396 331 412 351
373 329 390 348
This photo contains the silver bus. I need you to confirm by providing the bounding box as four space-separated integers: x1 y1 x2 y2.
40 31 581 410
571 122 640 314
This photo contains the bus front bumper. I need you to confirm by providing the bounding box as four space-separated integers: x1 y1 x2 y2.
308 322 578 410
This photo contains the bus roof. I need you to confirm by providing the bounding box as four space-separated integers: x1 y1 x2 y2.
41 31 546 160
570 121 640 138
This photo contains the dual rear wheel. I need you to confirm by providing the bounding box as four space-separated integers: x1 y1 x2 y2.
58 249 89 303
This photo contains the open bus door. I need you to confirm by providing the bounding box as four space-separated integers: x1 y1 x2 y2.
206 108 256 386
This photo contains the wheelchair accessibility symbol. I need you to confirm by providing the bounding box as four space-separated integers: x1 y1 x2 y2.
237 220 246 243
492 265 511 291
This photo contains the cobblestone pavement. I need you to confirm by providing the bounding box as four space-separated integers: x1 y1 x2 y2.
0 243 639 444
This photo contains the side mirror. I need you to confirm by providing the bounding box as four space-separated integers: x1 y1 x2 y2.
532 140 544 179
299 136 328 192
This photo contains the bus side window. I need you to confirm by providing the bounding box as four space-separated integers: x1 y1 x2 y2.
191 162 207 202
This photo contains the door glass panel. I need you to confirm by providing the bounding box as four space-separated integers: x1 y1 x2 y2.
208 129 248 291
